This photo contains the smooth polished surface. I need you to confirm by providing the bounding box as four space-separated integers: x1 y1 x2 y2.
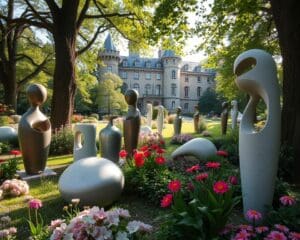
155 105 164 135
231 100 238 129
173 107 182 135
146 103 152 127
0 126 17 143
193 105 200 133
73 123 97 161
171 138 217 160
234 49 281 219
59 157 124 207
18 84 51 175
99 116 121 163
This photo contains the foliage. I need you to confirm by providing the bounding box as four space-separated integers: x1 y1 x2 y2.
170 134 194 145
0 103 15 116
278 144 295 181
0 157 19 183
199 88 224 115
90 113 99 120
49 126 74 156
0 116 13 126
0 142 12 155
199 119 207 133
157 161 240 239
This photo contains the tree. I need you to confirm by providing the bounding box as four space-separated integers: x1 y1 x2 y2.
2 0 197 129
0 0 52 109
196 0 300 182
97 72 127 115
198 88 223 115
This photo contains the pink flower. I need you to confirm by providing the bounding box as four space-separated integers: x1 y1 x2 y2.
186 164 200 173
216 150 229 157
234 230 251 240
289 232 300 240
206 161 221 169
29 199 42 209
246 209 262 221
10 150 21 156
155 156 165 165
160 194 173 208
228 176 238 185
255 226 269 234
195 172 208 181
119 150 127 158
239 225 253 232
213 181 229 194
49 219 65 231
168 180 181 193
274 224 289 233
265 231 287 240
280 195 296 206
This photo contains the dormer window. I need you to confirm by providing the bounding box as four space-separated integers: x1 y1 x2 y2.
195 66 201 72
184 64 189 71
123 60 128 67
156 62 161 68
146 61 151 68
134 60 140 67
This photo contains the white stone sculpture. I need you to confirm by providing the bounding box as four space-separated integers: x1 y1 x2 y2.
146 103 153 127
73 123 97 161
155 105 164 135
0 126 18 143
234 49 281 220
231 100 238 129
59 157 124 206
171 138 217 160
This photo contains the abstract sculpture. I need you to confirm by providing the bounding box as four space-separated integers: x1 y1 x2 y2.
221 101 229 135
0 126 18 144
234 49 281 219
18 84 51 174
173 106 182 135
193 105 200 133
99 116 122 163
73 123 97 161
231 100 238 129
146 103 153 127
123 89 141 157
155 105 164 135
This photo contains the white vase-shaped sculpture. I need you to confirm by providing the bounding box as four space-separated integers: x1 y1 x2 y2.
155 105 164 135
73 123 97 161
231 100 238 129
146 103 153 128
234 49 281 219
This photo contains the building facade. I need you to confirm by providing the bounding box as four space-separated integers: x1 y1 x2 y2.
97 34 216 114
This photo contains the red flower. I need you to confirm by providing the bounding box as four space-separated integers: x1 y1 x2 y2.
186 164 200 173
216 150 229 158
151 144 159 150
143 150 151 158
119 150 127 158
213 181 229 194
168 180 181 193
156 148 165 154
160 140 165 145
206 161 221 169
0 159 6 163
140 146 149 152
155 156 165 165
228 176 238 185
280 195 296 206
246 209 262 221
133 151 145 167
29 199 42 209
160 194 173 208
10 150 21 156
195 172 209 181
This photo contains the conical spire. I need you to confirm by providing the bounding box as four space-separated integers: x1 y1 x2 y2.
104 33 117 51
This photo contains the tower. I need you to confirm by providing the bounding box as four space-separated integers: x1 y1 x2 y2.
98 33 120 79
161 50 181 111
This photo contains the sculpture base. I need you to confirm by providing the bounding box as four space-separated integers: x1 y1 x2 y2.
17 167 57 181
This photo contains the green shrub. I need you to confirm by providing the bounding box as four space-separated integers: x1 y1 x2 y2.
50 126 74 156
0 142 12 155
81 117 98 123
0 157 19 183
89 113 99 120
199 118 207 133
0 116 13 126
278 144 295 181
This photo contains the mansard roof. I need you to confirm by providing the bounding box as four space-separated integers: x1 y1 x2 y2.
120 55 162 68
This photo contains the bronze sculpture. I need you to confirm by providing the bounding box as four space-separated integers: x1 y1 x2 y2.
123 89 141 157
193 105 200 133
18 84 51 174
173 106 182 135
221 101 229 135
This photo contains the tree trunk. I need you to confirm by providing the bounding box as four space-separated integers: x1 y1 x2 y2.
1 63 17 109
271 0 300 183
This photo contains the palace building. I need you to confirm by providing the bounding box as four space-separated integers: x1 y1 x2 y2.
97 33 216 114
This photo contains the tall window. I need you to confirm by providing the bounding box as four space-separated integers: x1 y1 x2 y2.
155 85 161 95
134 72 139 80
171 70 176 79
171 101 175 109
197 87 201 97
145 84 151 95
133 83 140 94
145 73 151 80
184 86 189 97
185 76 189 82
197 76 201 82
107 66 112 72
146 61 151 68
134 60 140 67
121 71 127 79
171 84 176 96
156 62 161 68
123 60 128 67
184 103 188 109
156 73 161 80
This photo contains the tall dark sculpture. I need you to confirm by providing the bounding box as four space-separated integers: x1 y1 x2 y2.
123 89 141 157
18 84 51 174
173 107 182 135
221 101 229 135
99 116 122 163
193 105 200 133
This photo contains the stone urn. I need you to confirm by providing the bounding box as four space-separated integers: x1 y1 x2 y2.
18 84 51 174
99 116 122 163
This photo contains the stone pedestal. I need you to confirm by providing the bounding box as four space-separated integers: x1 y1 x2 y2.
17 167 57 181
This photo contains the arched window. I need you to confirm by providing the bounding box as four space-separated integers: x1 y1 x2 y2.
171 70 176 79
171 101 175 109
184 86 189 97
197 87 201 97
155 85 161 95
133 83 140 94
171 83 176 96
184 103 189 109
145 84 151 95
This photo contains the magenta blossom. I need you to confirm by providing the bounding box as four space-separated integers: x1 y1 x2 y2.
29 199 42 209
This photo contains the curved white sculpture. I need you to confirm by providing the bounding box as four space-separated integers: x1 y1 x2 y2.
0 126 17 143
73 124 97 161
146 103 153 128
171 138 217 160
155 105 164 135
234 49 281 219
231 100 238 129
59 157 124 206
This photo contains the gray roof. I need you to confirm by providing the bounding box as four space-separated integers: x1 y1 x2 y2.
181 61 216 74
162 50 176 57
120 55 162 69
104 33 117 51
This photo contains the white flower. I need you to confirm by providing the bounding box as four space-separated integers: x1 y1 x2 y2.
116 231 129 240
127 221 152 234
82 215 96 224
106 211 119 226
1 216 11 223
